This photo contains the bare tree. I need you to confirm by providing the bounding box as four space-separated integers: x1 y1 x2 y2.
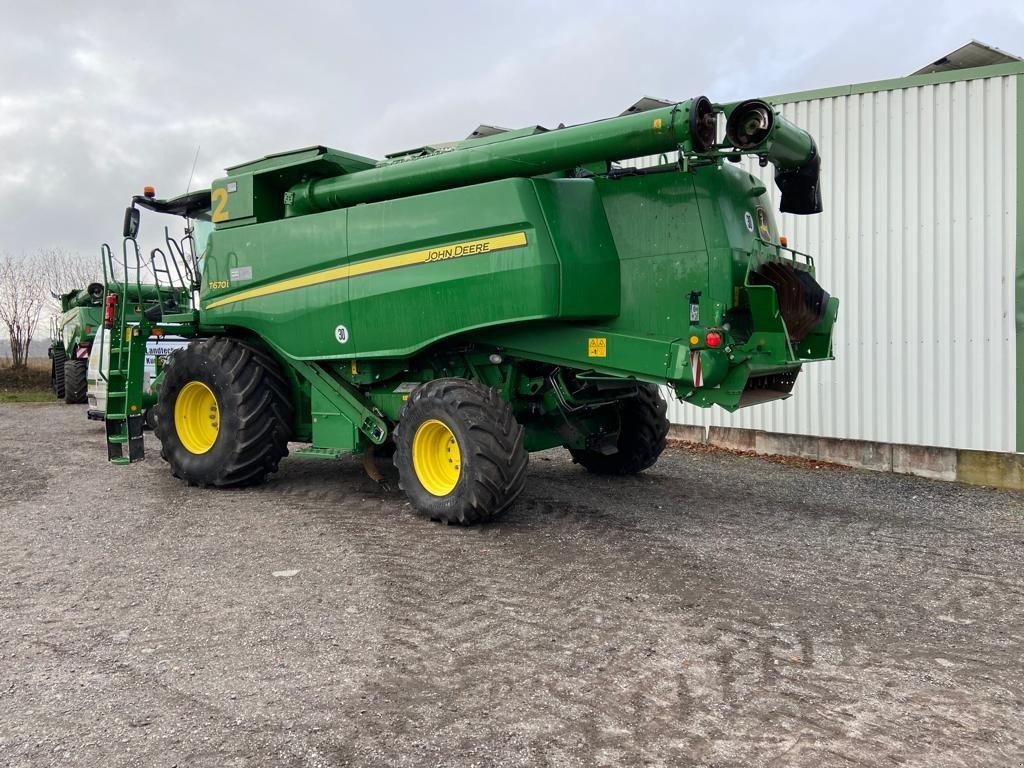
0 254 46 368
40 248 100 308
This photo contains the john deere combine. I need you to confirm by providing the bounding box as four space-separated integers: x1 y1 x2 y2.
101 96 837 523
48 284 105 403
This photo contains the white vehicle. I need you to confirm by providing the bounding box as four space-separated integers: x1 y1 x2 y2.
87 327 190 428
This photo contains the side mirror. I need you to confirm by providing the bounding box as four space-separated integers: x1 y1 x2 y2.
123 207 140 239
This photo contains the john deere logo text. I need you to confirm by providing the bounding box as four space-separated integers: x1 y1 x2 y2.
426 241 492 261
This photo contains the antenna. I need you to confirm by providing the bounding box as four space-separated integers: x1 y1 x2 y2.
185 144 201 193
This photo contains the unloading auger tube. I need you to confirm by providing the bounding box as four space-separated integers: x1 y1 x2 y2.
101 93 838 526
284 97 822 216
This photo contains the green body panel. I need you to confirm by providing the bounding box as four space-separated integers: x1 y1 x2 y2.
103 95 838 463
469 162 835 398
52 305 103 355
202 178 619 359
311 388 360 452
51 284 106 354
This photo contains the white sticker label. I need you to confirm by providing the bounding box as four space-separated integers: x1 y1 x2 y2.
229 265 253 281
744 211 755 233
393 382 419 393
334 325 349 344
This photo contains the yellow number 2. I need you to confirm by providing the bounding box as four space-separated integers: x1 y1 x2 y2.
211 187 230 223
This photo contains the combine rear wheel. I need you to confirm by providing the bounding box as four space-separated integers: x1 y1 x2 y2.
569 383 669 475
63 358 87 404
394 378 528 524
154 338 293 487
50 347 67 399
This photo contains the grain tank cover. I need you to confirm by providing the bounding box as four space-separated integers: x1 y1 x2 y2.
466 124 511 139
210 146 378 228
225 145 378 177
619 96 675 115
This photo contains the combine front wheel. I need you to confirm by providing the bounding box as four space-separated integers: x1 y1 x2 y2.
569 383 669 475
154 338 293 487
395 378 527 524
63 358 87 404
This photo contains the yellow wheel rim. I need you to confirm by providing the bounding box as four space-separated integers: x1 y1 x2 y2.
412 419 461 496
174 381 220 455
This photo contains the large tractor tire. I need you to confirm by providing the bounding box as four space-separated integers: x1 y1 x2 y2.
50 347 67 399
63 358 88 404
569 383 669 475
154 337 294 487
394 378 528 525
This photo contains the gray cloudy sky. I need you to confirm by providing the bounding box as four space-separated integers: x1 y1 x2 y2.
2 0 1022 258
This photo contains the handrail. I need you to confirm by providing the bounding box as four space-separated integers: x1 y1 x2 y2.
97 224 200 388
98 243 113 384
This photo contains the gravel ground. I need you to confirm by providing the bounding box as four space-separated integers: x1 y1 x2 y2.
1 404 1023 768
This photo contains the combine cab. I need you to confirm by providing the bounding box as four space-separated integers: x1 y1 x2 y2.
101 96 838 524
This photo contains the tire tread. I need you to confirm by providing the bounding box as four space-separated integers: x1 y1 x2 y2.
569 384 669 475
395 378 527 525
154 337 294 488
63 358 87 404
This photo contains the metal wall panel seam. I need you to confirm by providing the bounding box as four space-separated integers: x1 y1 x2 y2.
1017 73 1024 451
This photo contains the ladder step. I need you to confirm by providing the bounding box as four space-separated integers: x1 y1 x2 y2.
295 447 345 460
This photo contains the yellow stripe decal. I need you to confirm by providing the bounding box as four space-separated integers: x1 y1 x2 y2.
205 231 528 311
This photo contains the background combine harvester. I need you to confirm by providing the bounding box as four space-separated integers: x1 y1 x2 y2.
48 284 104 403
100 96 838 524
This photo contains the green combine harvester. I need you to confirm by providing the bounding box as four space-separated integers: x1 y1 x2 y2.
49 284 104 403
101 96 837 524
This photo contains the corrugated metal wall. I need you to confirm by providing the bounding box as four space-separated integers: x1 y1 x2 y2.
652 74 1018 453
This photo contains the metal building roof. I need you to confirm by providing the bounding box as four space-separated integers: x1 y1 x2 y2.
911 40 1021 76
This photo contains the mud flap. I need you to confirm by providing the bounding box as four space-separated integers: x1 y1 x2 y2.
127 413 145 461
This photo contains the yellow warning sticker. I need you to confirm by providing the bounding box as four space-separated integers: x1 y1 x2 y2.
588 337 607 358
